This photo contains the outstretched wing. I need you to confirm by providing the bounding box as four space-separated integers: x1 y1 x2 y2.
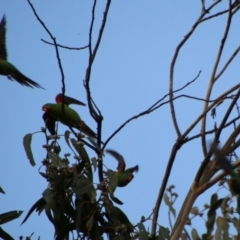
0 14 7 60
106 149 126 172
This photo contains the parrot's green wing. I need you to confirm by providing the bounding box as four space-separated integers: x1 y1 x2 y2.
0 15 44 89
43 103 81 129
117 172 134 187
2 62 45 88
0 14 7 60
54 103 81 126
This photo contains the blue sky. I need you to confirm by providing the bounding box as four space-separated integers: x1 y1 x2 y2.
1 1 240 239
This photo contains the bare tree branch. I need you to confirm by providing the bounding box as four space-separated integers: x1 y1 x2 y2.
215 45 240 81
196 88 240 184
27 0 65 93
82 0 112 183
200 0 240 23
85 0 111 121
169 0 221 138
201 0 233 157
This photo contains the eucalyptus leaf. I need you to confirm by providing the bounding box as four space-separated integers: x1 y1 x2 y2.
109 193 123 205
163 193 176 218
72 174 96 200
210 193 218 207
39 172 47 178
91 157 98 172
64 130 76 154
71 139 93 182
47 151 66 168
23 133 35 166
159 225 170 240
0 226 14 240
137 222 148 240
21 197 46 225
108 171 118 194
0 210 23 224
113 206 133 229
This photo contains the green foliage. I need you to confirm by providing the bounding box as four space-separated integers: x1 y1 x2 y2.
0 210 23 224
21 131 145 239
20 126 240 240
158 226 170 240
0 195 23 240
164 193 176 218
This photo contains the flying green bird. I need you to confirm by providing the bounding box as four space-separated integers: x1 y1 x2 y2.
106 149 139 187
42 102 97 139
0 15 44 89
43 93 86 135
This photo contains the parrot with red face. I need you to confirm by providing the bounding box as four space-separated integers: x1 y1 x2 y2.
42 99 97 139
106 149 139 187
0 15 44 89
43 93 86 136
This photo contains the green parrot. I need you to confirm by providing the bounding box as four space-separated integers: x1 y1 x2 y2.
42 102 97 139
106 149 139 187
43 93 86 135
213 146 240 195
0 15 44 89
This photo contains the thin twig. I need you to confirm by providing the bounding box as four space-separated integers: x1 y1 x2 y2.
200 0 240 23
215 45 240 81
103 75 200 149
183 84 240 139
186 116 240 142
84 0 112 183
103 82 238 150
178 93 234 103
85 0 111 120
41 39 89 50
27 0 65 91
200 9 229 23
